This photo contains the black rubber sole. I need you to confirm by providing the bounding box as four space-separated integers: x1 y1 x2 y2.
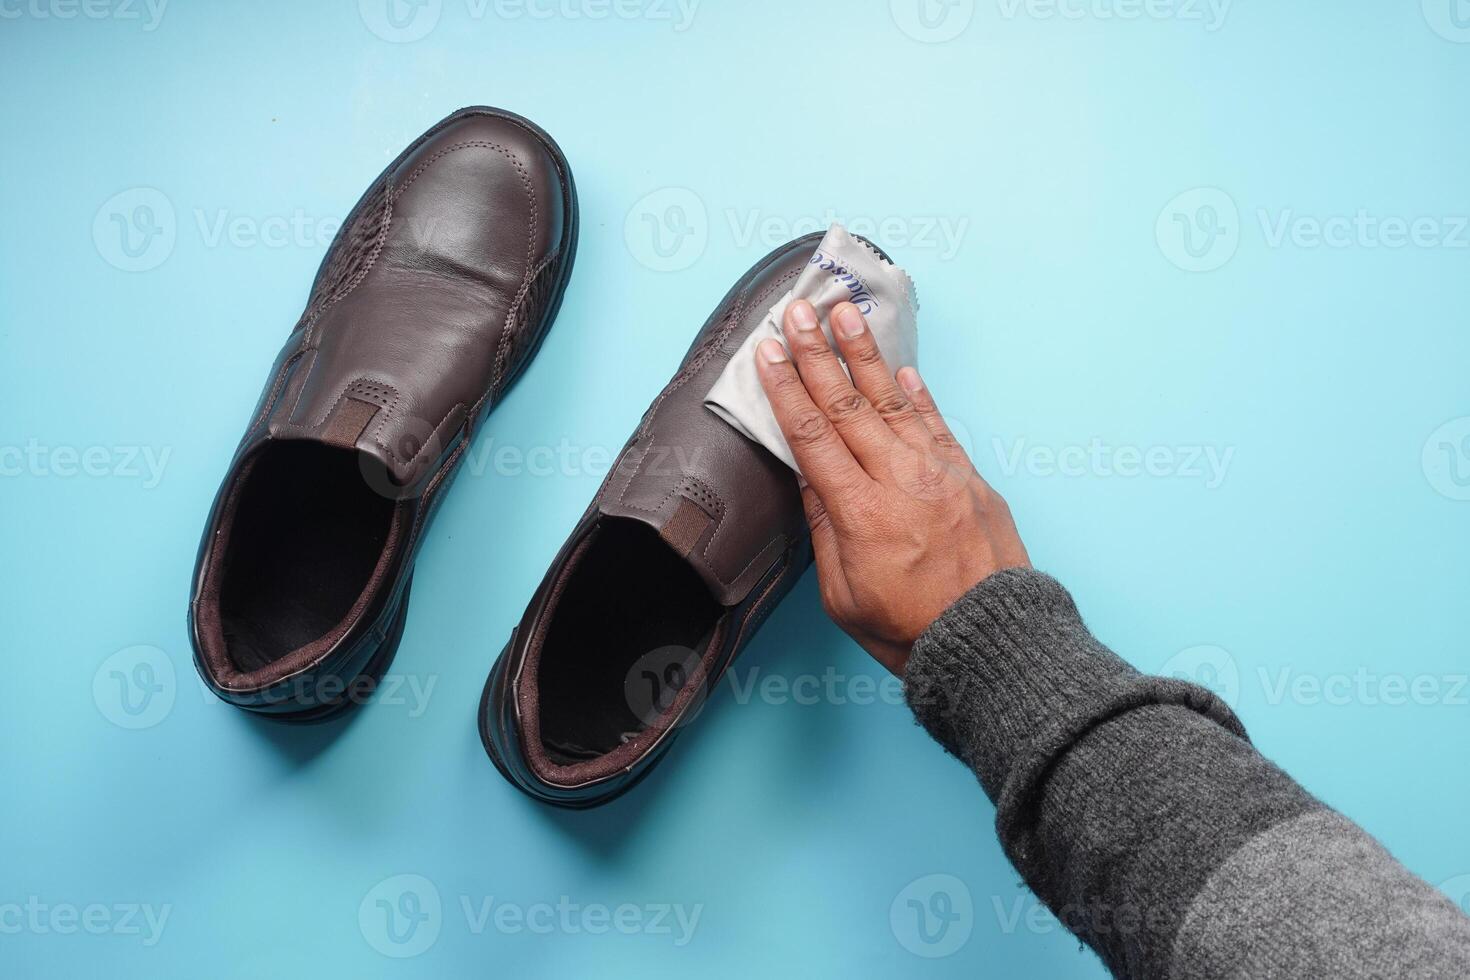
477 639 665 809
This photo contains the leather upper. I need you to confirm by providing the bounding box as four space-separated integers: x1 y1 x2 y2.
242 108 570 494
594 234 823 606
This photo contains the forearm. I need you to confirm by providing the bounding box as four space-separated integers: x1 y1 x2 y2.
904 569 1470 979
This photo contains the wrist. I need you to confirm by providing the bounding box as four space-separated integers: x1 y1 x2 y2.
902 569 1138 797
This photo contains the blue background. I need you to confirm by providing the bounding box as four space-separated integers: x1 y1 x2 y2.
4 0 1469 976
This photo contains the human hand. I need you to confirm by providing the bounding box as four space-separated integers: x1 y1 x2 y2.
754 299 1030 675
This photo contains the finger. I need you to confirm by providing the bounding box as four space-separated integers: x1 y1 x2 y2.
755 338 875 507
897 367 976 471
802 481 858 622
800 482 844 577
781 300 898 473
829 302 935 450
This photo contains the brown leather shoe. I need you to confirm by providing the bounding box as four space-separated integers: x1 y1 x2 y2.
189 106 577 720
479 234 860 807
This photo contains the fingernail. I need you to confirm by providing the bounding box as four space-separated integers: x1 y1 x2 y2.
897 367 924 393
835 304 866 339
758 339 789 364
789 300 819 332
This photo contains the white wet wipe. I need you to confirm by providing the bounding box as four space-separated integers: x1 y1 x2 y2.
705 223 919 474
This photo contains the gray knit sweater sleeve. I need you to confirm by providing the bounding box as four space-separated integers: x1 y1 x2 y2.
904 568 1470 979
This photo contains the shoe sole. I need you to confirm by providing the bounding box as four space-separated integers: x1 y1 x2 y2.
478 638 667 808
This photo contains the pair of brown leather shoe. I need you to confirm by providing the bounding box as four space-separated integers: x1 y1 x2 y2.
189 107 824 807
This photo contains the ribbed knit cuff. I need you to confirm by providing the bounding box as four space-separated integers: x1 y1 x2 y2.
903 568 1244 802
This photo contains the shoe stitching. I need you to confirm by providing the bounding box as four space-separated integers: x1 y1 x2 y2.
244 350 305 442
622 264 799 464
608 259 804 589
290 376 401 434
732 562 790 652
612 261 802 511
370 139 538 471
291 139 540 473
491 247 562 394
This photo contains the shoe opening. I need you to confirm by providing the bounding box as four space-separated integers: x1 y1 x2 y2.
534 517 724 765
210 442 400 675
